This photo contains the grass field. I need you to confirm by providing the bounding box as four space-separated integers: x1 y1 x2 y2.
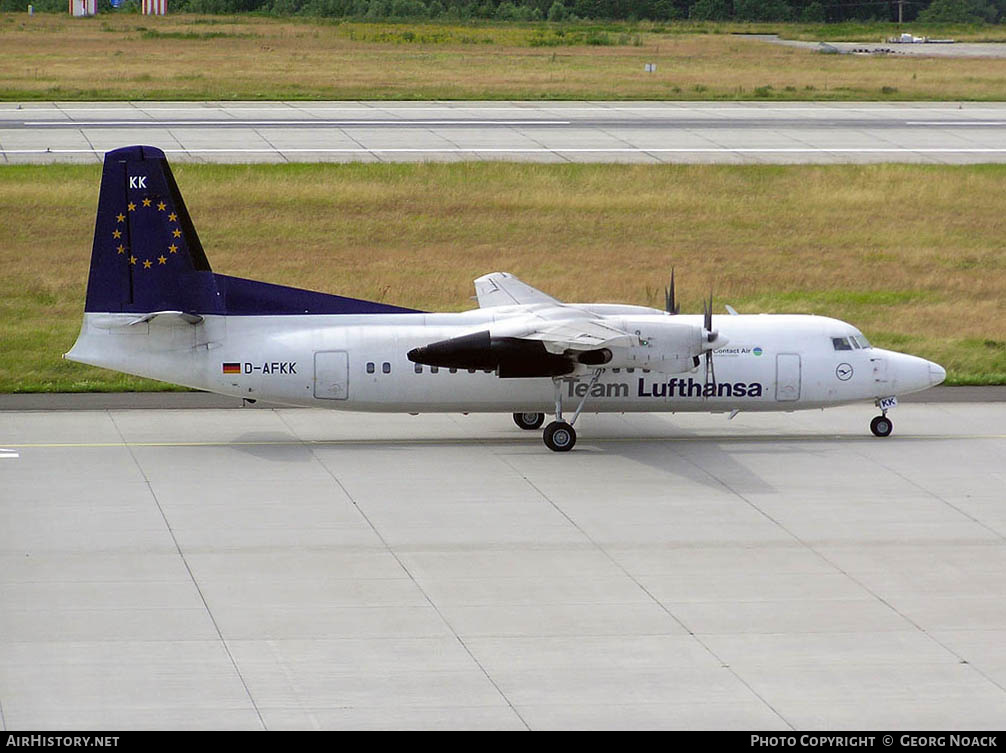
3 14 1006 100
0 162 1003 391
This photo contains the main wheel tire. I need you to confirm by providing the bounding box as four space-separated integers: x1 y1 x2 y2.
543 421 576 452
513 412 545 431
870 415 893 437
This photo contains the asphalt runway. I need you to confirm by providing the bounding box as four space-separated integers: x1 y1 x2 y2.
2 401 1006 729
3 101 1006 164
758 35 1006 59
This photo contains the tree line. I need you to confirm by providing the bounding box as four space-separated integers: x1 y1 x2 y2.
5 0 1003 23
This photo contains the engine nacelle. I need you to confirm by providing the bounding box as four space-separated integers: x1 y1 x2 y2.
407 330 575 378
605 319 719 374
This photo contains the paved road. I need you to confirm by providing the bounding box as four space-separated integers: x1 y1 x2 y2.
2 404 1005 729
3 101 1006 164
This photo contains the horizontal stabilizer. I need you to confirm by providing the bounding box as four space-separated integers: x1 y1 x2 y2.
128 311 204 326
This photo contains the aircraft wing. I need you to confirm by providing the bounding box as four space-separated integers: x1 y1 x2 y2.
474 272 561 308
492 316 639 354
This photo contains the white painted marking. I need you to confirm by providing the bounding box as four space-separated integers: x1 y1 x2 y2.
907 121 1006 126
0 449 20 458
30 120 572 127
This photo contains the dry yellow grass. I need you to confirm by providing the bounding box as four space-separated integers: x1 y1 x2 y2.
2 14 1006 100
0 162 1004 391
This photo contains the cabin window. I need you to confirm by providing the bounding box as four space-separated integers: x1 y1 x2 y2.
366 362 375 374
627 368 635 373
449 367 457 374
382 362 391 374
612 368 620 373
414 363 423 374
832 337 853 351
431 366 439 374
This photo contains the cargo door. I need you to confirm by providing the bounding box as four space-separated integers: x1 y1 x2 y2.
314 351 349 400
871 356 888 384
776 353 801 402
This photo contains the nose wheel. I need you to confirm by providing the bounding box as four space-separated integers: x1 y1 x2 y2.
513 412 545 430
870 414 893 437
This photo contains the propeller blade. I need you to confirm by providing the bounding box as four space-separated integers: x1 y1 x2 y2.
704 289 713 337
664 268 679 315
703 289 717 395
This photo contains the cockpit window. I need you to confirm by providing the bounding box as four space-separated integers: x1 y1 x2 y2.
832 337 853 351
853 335 871 349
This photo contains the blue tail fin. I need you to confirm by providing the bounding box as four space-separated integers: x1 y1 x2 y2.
85 146 419 316
85 145 222 314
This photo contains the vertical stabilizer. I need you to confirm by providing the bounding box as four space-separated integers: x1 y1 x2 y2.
84 145 221 314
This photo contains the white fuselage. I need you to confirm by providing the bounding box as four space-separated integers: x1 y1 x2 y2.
66 306 945 415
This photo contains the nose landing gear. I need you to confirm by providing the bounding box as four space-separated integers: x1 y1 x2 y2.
871 396 897 437
870 413 893 437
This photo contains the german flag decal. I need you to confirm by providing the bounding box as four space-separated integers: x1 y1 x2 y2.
222 362 241 374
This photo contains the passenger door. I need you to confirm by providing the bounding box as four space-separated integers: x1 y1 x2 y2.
776 353 801 402
314 351 349 400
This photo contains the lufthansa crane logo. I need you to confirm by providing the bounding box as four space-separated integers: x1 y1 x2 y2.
836 363 854 381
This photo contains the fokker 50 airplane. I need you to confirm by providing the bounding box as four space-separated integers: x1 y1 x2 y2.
66 146 946 451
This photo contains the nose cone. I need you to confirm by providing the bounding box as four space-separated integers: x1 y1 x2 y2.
929 361 947 386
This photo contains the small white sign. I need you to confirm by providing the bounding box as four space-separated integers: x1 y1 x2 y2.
877 396 898 411
644 63 656 73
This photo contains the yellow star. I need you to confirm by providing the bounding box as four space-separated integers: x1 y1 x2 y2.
116 213 125 223
158 255 167 265
142 198 152 207
116 244 126 254
168 244 178 254
157 201 166 211
168 212 177 222
172 229 181 238
143 259 152 269
129 255 137 265
127 202 136 212
112 229 121 239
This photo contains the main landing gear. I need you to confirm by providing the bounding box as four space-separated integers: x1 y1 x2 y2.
513 412 545 430
541 368 604 452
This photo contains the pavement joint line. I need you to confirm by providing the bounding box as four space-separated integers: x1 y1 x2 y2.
274 410 532 731
858 449 1006 545
845 449 1006 697
252 127 289 165
499 455 796 730
5 434 1006 449
105 410 269 731
668 436 998 720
